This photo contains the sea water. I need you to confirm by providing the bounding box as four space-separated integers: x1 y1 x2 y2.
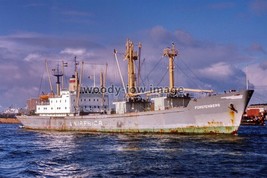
0 124 267 177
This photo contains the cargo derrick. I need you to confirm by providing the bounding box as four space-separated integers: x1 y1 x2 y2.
163 43 178 95
125 39 139 99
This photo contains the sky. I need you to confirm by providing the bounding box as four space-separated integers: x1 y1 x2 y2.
0 0 267 110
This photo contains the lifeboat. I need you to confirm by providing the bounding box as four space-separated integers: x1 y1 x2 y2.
39 93 54 101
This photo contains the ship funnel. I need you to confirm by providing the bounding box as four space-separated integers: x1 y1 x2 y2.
69 75 77 92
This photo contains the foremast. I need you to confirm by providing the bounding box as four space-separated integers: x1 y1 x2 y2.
124 39 141 98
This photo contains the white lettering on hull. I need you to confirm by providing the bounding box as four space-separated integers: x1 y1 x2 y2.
221 95 243 100
70 120 103 127
194 103 220 110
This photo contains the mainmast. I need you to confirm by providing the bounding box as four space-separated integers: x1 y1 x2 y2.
52 65 63 96
61 61 68 89
125 39 139 97
163 43 178 90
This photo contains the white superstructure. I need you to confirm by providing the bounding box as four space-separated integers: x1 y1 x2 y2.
36 90 76 116
35 62 109 116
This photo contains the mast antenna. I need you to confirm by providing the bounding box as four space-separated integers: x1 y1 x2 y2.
246 65 249 90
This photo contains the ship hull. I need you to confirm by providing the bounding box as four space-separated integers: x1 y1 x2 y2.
17 90 253 134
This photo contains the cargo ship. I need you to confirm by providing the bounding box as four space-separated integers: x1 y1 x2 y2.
17 40 254 134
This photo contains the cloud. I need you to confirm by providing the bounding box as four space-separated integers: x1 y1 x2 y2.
60 48 87 56
145 26 246 67
0 64 21 82
245 62 267 103
246 43 266 54
24 53 42 62
1 32 104 51
148 26 196 47
139 26 252 91
0 32 110 108
2 86 39 107
198 62 234 80
249 0 267 15
259 61 267 70
174 30 195 46
149 26 174 45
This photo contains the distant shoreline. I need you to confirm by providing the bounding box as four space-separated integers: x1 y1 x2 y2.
0 118 21 124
